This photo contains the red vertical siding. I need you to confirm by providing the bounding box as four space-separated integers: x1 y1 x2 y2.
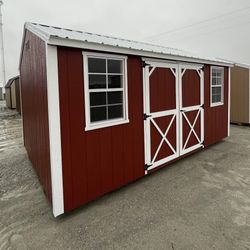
149 68 176 112
204 65 228 146
149 67 177 161
20 30 52 203
57 47 145 212
182 70 200 107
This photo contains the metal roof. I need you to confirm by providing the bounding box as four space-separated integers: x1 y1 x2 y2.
24 22 233 66
5 76 19 88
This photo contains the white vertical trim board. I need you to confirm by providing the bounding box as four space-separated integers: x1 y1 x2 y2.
228 67 231 136
143 60 180 172
46 45 64 217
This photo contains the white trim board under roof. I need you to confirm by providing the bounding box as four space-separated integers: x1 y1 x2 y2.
23 22 233 67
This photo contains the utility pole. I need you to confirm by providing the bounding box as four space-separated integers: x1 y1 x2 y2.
0 0 6 100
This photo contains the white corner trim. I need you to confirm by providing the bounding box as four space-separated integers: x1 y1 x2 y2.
46 45 64 217
228 67 231 136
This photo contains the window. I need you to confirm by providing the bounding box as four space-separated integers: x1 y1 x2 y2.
83 52 129 130
211 66 224 106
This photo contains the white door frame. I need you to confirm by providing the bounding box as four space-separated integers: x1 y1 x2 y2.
179 64 204 156
143 60 204 174
143 61 179 173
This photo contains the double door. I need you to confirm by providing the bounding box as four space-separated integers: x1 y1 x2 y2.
143 60 204 172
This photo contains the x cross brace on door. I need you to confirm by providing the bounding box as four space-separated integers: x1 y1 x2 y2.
182 109 201 150
150 114 176 164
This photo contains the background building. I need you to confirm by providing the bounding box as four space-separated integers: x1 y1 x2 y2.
5 76 21 113
230 63 250 124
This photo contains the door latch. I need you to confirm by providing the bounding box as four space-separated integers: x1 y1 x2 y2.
143 113 152 120
144 163 153 170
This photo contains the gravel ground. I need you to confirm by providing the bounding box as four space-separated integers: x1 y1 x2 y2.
1 100 250 250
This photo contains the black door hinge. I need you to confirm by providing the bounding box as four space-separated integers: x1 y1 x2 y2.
143 113 152 120
142 61 150 68
144 164 152 170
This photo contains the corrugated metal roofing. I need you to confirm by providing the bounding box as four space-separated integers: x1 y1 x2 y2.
25 22 232 66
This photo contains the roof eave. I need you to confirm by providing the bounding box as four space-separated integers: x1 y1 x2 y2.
235 63 250 69
18 23 50 70
25 22 50 42
47 36 233 67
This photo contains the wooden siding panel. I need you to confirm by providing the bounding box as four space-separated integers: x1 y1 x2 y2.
125 57 145 181
66 49 88 207
85 131 102 201
111 126 125 189
58 49 145 212
149 68 176 112
204 65 228 146
99 128 113 193
57 47 229 212
182 70 200 107
20 30 52 203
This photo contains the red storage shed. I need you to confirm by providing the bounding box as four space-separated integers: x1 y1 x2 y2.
19 22 233 217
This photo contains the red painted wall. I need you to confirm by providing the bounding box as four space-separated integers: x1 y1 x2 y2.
57 47 145 212
20 30 52 203
20 33 229 212
204 65 228 146
57 48 229 212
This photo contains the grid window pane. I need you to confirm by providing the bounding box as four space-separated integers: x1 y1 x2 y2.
108 104 123 119
211 67 224 104
90 92 107 107
212 78 217 86
90 106 107 122
212 86 221 95
212 94 221 103
216 77 222 85
88 58 106 73
108 60 123 73
216 69 223 78
86 55 127 127
89 74 106 89
108 75 122 88
212 86 222 103
108 91 123 104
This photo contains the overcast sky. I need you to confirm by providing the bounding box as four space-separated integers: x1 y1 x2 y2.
1 0 250 82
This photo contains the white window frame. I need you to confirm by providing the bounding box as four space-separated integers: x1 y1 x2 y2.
210 66 224 107
83 52 129 131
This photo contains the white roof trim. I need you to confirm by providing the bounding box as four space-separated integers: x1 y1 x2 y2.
23 22 234 67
